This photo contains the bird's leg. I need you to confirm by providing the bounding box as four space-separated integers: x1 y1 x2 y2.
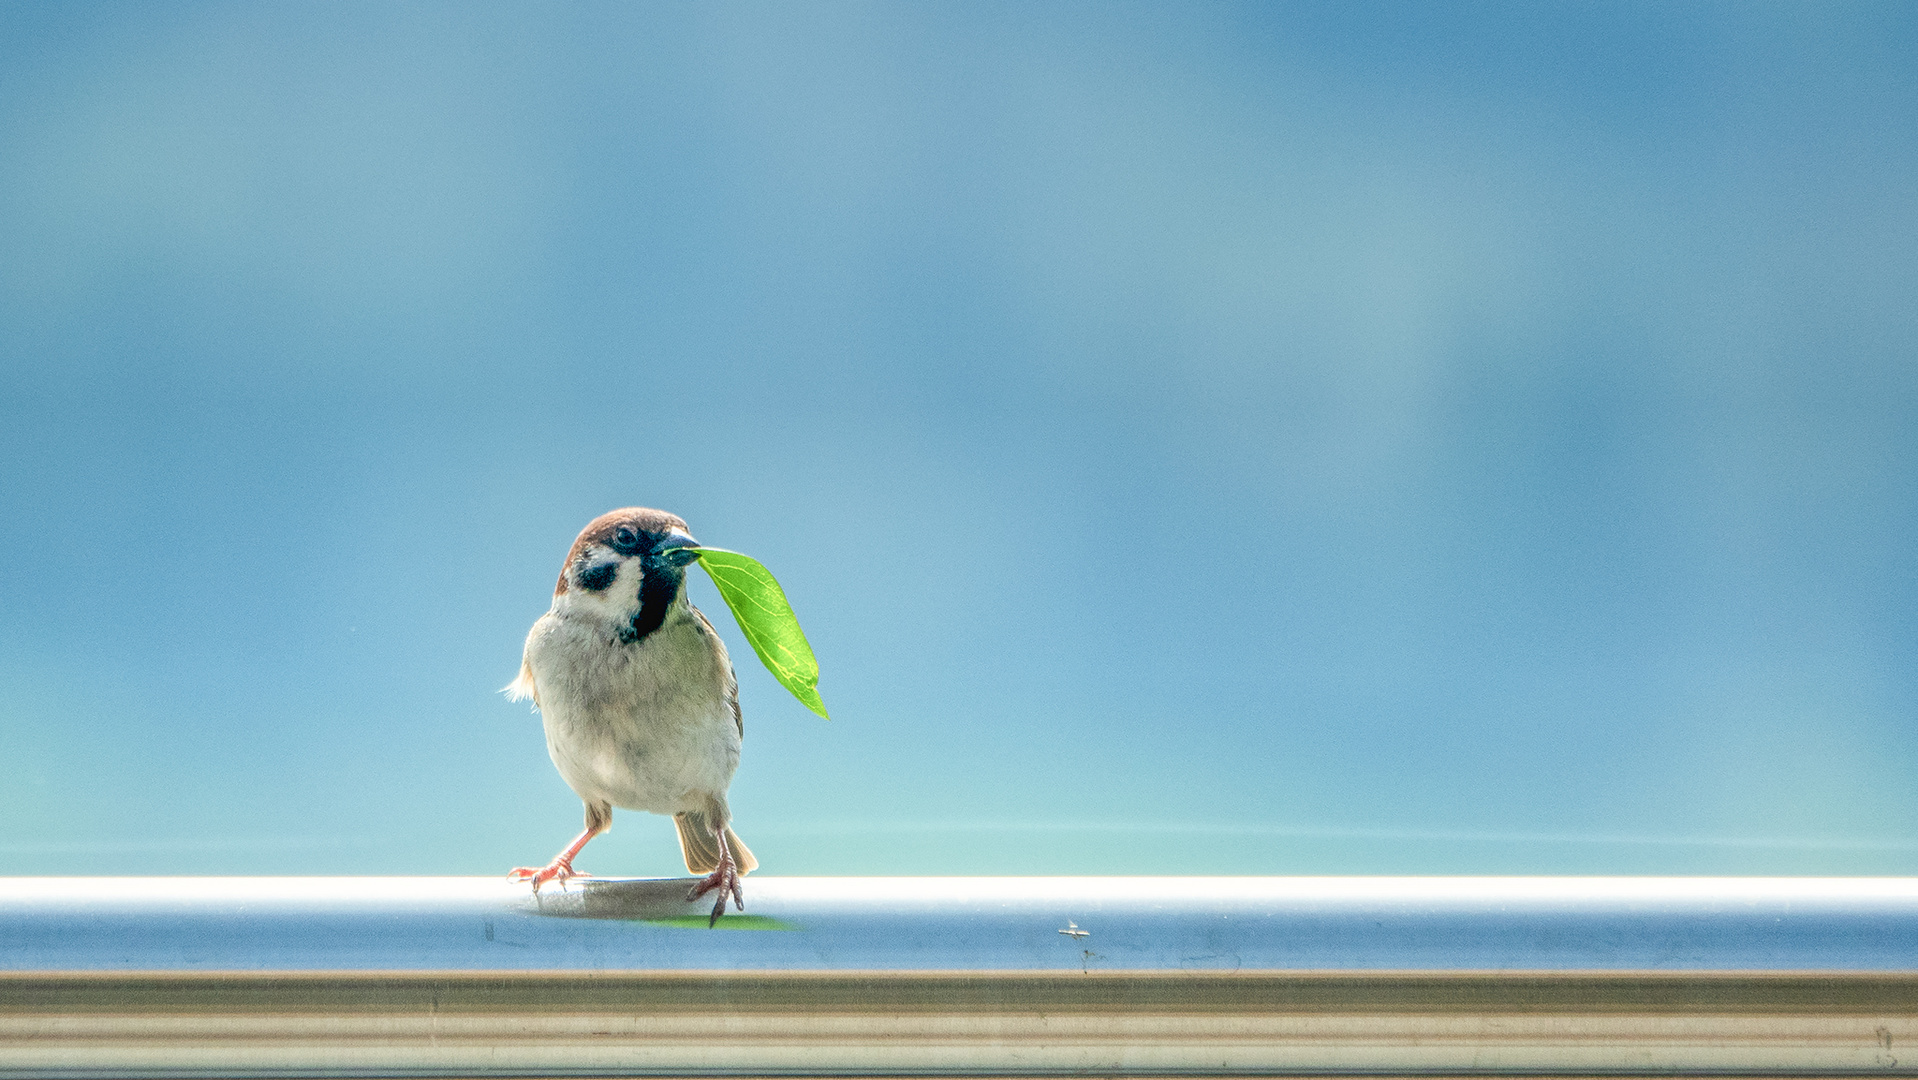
686 823 744 926
509 801 610 893
507 827 595 892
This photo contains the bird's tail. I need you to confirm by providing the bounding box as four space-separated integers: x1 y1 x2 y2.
674 811 757 875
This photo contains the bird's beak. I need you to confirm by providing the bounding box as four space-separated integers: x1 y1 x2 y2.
660 537 702 568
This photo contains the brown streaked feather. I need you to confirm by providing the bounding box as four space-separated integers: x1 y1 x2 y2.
673 811 757 875
583 799 612 834
504 656 539 707
692 607 742 737
724 827 757 873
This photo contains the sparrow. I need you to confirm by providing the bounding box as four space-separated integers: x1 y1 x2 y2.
505 507 756 922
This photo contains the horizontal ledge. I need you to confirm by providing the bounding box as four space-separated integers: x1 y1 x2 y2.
8 876 1918 973
5 972 1918 1077
8 969 1918 1013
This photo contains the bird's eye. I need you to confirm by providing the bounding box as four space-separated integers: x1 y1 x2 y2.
613 526 639 550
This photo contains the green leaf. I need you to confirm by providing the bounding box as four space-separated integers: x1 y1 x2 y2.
688 547 829 719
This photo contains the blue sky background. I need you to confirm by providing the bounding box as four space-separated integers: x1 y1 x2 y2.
2 2 1916 876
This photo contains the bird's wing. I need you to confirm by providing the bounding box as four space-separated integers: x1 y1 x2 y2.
693 606 743 737
503 656 540 709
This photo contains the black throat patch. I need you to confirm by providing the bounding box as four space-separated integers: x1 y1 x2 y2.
619 559 684 645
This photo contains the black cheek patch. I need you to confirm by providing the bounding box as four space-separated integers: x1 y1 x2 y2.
576 561 618 592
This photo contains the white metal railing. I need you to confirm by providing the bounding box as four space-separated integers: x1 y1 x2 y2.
4 876 1917 1076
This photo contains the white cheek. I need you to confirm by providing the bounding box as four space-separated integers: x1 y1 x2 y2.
614 559 646 599
553 549 642 618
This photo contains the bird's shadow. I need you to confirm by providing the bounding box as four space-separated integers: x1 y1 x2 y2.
511 876 712 921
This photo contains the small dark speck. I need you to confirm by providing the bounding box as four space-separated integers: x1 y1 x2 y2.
483 920 494 941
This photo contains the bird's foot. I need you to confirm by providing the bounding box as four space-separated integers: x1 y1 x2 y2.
508 858 588 893
686 854 744 926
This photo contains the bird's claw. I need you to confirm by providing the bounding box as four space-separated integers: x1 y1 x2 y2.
508 859 587 893
686 857 744 926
